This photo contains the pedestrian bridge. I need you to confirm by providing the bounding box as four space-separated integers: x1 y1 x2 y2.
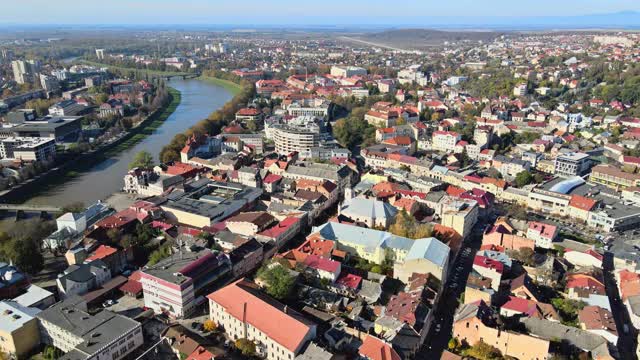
0 204 62 213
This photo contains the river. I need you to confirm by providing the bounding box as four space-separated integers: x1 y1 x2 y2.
24 78 234 206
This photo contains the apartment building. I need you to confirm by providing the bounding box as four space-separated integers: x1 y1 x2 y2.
432 131 461 153
37 296 143 360
589 164 640 190
0 301 40 359
208 279 316 360
554 152 591 177
140 250 231 318
0 137 56 161
330 65 367 78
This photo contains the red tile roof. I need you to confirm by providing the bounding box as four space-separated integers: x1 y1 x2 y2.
336 273 362 289
473 255 504 273
207 279 313 352
528 221 557 239
569 195 597 211
303 254 340 273
359 335 401 360
85 245 118 262
258 217 299 239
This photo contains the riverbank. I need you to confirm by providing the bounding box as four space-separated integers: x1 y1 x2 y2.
79 60 190 77
0 87 182 205
197 76 243 95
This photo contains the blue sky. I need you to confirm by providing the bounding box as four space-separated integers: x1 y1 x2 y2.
1 0 639 25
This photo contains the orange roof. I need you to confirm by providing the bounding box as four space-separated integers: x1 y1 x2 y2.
359 335 401 360
569 195 597 211
85 245 118 262
383 136 412 146
207 279 313 352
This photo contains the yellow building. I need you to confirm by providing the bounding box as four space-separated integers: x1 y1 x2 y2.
0 301 40 359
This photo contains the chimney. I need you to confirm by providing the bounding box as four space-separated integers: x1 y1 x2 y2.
242 302 248 338
284 305 288 314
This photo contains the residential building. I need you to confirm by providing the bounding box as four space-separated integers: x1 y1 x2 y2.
432 131 461 153
37 296 143 360
56 260 111 299
330 66 367 78
526 221 558 249
0 300 40 359
438 196 479 239
453 301 550 360
208 279 316 360
358 335 401 360
0 137 55 161
140 250 231 318
554 153 591 177
48 100 86 117
578 306 618 344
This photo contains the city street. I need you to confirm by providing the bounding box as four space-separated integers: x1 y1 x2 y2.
417 221 485 358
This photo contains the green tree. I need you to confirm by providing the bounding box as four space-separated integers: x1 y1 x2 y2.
551 297 586 327
129 150 154 169
2 239 44 275
161 149 180 164
464 340 503 360
515 170 534 188
389 210 433 239
448 338 459 351
256 263 296 300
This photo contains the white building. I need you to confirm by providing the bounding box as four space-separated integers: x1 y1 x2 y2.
208 279 316 360
330 65 367 78
554 152 591 177
432 131 461 153
0 137 56 161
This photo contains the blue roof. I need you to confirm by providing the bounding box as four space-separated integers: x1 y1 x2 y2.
314 223 449 265
341 198 398 223
549 176 585 194
405 237 450 267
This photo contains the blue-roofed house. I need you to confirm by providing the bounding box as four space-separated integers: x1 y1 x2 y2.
313 222 450 282
394 237 450 283
339 197 398 228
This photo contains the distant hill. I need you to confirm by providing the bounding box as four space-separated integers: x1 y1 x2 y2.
353 29 500 49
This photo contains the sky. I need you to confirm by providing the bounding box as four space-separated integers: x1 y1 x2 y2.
1 0 640 25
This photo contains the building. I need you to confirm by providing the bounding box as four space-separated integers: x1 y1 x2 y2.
439 196 479 239
432 131 461 153
358 335 401 360
453 301 550 360
590 165 640 190
140 250 231 318
0 137 55 161
48 100 86 117
312 222 450 282
271 123 322 157
37 296 143 360
0 300 40 359
12 285 55 310
339 197 398 228
513 83 528 97
554 153 591 177
95 49 105 59
0 263 30 300
330 66 367 78
208 279 316 360
56 260 111 299
578 306 618 344
9 115 82 142
526 221 558 249
40 74 61 93
11 60 40 84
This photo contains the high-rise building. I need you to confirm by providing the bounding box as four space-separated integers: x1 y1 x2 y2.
11 60 41 84
95 48 105 60
40 74 61 93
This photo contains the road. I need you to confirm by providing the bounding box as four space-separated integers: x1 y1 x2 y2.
603 254 638 360
338 36 410 52
417 221 485 358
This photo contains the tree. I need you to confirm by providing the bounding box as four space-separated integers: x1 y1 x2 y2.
235 338 256 356
256 263 296 300
508 247 536 266
3 239 44 275
43 346 63 360
552 297 586 327
448 338 459 351
389 210 433 239
203 319 218 332
515 170 534 188
464 340 503 360
129 150 154 169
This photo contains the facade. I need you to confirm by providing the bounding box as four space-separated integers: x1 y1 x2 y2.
439 196 479 239
330 66 367 78
0 301 40 359
271 124 322 157
140 250 231 318
37 296 143 360
554 153 591 177
56 260 111 298
432 131 461 153
526 221 558 249
48 100 86 117
208 279 316 360
0 137 55 161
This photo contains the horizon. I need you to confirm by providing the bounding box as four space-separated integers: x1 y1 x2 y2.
1 0 640 28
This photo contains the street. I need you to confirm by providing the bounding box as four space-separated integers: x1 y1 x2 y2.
417 221 485 358
603 254 638 360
